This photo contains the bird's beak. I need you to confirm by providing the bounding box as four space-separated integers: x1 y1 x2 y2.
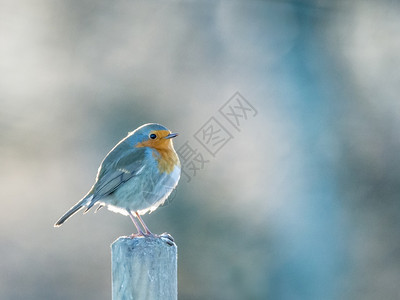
165 133 178 139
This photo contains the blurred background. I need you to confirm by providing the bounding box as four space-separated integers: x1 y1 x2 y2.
1 0 400 299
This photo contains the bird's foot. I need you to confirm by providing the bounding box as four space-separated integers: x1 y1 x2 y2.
142 231 156 238
159 232 175 246
129 232 143 239
129 231 174 245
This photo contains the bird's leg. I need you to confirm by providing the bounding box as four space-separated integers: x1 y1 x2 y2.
135 212 153 236
127 210 144 237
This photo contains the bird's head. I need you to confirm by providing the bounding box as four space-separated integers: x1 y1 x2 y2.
128 123 178 150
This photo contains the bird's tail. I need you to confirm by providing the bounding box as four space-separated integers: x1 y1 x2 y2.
54 195 93 227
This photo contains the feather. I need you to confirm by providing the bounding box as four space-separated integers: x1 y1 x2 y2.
54 195 92 227
83 147 148 213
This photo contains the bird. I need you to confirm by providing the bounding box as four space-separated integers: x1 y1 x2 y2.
54 123 181 237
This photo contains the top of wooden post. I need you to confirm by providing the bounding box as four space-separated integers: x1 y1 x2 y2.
111 235 177 300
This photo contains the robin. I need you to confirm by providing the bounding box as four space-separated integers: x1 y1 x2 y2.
54 123 181 237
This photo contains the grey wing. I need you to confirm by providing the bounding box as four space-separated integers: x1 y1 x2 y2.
85 146 147 211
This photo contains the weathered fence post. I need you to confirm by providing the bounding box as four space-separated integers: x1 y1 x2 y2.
111 236 177 300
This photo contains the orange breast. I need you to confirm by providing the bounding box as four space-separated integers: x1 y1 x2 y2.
136 130 180 174
154 148 180 174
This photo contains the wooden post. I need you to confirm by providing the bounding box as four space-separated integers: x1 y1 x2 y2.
111 236 177 300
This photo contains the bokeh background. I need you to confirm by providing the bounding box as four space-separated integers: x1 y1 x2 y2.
1 0 400 299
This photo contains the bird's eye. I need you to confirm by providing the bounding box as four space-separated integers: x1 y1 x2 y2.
149 133 157 139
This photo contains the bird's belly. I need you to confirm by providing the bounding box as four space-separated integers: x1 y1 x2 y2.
106 165 180 214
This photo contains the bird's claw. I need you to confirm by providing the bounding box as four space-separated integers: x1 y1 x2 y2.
129 232 174 246
159 232 175 246
129 233 143 239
